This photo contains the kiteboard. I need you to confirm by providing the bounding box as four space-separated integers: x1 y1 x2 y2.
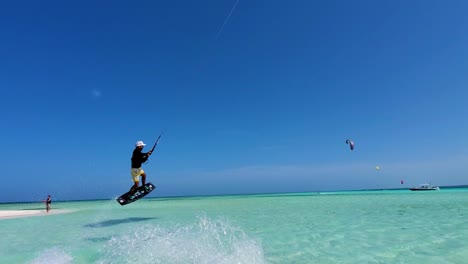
116 182 156 206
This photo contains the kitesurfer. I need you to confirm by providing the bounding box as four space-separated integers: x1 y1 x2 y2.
129 141 152 194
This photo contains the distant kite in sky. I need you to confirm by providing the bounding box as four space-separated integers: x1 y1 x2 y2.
375 166 380 170
345 139 355 150
401 179 404 184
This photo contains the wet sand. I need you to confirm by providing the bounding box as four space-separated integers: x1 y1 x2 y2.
0 209 74 219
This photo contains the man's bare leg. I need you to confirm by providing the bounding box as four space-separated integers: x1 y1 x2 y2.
129 182 139 194
141 172 146 186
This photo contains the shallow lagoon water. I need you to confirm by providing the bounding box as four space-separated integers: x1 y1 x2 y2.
1 189 467 263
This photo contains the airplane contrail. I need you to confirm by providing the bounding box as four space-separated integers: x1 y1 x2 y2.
215 0 240 39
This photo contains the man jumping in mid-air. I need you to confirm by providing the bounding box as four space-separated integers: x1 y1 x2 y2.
129 141 152 194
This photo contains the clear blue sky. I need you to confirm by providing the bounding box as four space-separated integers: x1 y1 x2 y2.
1 1 468 202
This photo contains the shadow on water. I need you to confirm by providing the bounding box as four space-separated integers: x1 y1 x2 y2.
84 217 157 228
84 236 113 243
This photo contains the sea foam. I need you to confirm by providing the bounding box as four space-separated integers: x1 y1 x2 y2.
98 215 267 264
29 247 73 264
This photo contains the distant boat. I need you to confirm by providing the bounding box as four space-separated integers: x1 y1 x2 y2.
409 183 440 191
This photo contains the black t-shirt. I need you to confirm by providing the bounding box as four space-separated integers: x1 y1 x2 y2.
131 148 149 168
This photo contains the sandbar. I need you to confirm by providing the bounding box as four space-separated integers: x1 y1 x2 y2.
0 209 74 220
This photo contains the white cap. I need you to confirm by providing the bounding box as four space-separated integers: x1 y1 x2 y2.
135 141 146 147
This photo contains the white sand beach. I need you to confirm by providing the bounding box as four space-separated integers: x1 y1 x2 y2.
0 209 73 220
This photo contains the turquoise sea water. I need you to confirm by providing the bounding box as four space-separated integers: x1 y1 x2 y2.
1 189 467 263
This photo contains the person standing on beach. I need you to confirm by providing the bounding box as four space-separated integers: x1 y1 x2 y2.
43 195 51 212
129 141 152 194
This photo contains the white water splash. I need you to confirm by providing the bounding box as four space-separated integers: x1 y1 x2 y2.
98 215 267 264
29 247 73 264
